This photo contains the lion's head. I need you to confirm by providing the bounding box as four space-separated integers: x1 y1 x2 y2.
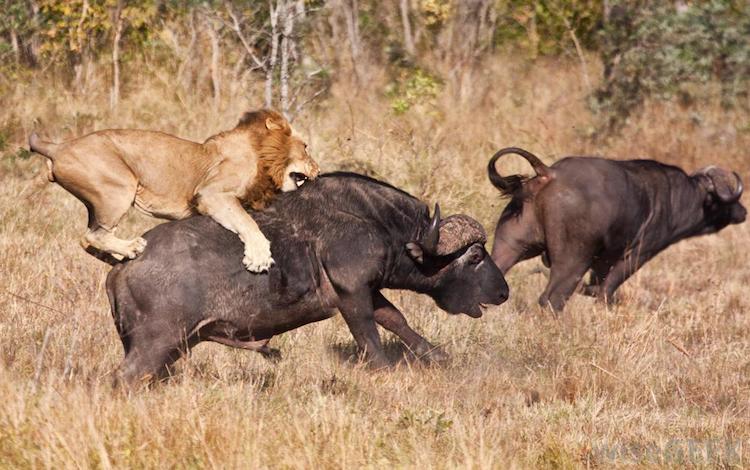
237 109 320 209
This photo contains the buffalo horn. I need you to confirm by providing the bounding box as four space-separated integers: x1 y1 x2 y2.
435 215 488 256
422 203 441 254
729 171 744 202
712 168 744 203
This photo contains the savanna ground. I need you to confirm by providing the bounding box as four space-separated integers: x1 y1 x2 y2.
1 55 749 468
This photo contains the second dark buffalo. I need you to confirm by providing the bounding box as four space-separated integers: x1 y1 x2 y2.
488 147 745 311
106 172 509 385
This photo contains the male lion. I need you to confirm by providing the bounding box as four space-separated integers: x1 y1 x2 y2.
29 109 319 272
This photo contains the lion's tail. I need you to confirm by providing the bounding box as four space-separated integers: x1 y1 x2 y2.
487 147 551 196
29 132 60 182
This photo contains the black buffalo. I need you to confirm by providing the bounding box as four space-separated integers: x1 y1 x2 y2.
106 172 509 384
487 147 745 311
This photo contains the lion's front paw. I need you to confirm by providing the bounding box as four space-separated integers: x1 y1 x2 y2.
123 237 148 259
243 252 274 272
242 237 274 273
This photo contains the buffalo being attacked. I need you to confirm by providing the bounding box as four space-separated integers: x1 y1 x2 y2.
106 172 509 385
487 147 745 312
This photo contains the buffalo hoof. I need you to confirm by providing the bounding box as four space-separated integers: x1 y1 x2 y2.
258 346 282 362
418 346 449 365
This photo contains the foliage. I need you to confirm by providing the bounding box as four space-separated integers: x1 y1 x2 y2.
386 67 442 114
419 0 452 28
37 0 110 57
492 0 604 56
0 0 748 136
594 0 750 133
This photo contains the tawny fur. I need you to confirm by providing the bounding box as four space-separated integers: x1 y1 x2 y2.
29 109 320 271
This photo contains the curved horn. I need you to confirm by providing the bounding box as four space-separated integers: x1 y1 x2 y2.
422 203 440 254
730 171 744 201
711 169 744 203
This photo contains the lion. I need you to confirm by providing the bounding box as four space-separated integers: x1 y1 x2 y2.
28 109 320 272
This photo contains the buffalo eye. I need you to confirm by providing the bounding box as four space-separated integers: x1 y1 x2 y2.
467 246 484 265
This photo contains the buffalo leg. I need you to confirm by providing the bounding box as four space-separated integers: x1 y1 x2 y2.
539 237 594 311
580 274 604 298
115 314 189 386
490 205 544 274
337 289 389 368
117 345 184 387
580 259 611 297
599 250 656 303
373 292 447 363
490 234 543 274
539 261 591 311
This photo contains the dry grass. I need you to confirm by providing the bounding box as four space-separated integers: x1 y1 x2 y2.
1 55 749 468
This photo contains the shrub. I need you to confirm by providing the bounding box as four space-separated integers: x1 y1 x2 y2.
386 67 442 115
594 0 750 133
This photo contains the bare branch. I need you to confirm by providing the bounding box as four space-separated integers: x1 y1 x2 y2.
290 86 328 122
110 0 124 110
280 0 295 117
204 11 223 113
265 0 281 108
224 2 267 70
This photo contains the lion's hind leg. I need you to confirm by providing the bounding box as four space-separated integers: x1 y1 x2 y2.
83 226 148 261
52 150 147 260
82 189 147 260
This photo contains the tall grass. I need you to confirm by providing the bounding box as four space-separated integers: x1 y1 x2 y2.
0 54 748 468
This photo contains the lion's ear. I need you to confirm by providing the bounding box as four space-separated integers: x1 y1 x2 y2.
265 118 283 131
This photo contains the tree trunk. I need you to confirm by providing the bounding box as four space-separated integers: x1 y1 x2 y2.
603 0 611 23
74 0 90 92
177 10 198 91
266 2 281 109
342 0 361 85
446 0 486 100
28 0 41 66
280 0 295 117
295 0 306 20
110 1 124 111
206 15 222 113
399 0 414 57
10 28 20 64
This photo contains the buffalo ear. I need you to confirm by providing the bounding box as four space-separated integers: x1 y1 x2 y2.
405 242 425 264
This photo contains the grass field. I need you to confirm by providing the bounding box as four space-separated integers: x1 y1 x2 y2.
1 56 749 468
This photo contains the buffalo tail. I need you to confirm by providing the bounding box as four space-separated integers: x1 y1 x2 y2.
487 147 551 196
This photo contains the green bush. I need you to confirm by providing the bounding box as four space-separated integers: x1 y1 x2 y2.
493 0 604 56
594 0 750 133
386 67 442 115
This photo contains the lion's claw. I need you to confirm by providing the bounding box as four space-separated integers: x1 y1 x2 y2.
243 248 274 273
243 255 274 272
